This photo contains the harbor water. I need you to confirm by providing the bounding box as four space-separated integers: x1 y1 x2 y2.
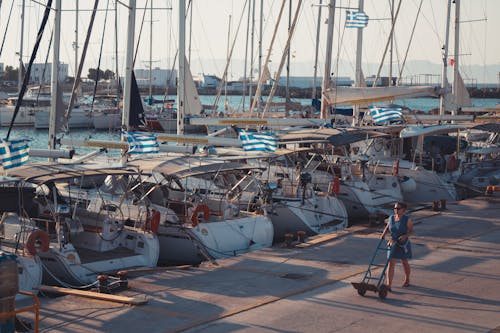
1 96 498 153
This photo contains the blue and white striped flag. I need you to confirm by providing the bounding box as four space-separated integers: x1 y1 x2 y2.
346 10 369 28
0 138 30 170
123 131 159 154
369 106 404 125
238 130 278 153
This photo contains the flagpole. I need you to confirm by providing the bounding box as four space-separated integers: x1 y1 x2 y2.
320 0 335 120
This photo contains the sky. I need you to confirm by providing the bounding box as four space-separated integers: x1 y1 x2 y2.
0 0 499 84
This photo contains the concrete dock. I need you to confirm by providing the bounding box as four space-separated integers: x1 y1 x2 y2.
17 196 500 332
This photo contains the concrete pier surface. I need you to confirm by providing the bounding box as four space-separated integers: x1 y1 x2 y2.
17 196 500 333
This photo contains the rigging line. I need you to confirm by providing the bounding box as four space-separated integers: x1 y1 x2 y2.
63 0 100 131
211 0 250 114
425 0 442 45
398 0 423 85
6 0 52 140
133 0 149 68
0 0 13 58
371 0 402 87
90 0 111 114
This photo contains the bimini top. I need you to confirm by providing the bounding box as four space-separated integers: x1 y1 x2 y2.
399 124 470 138
278 127 388 146
470 122 500 133
8 162 138 184
152 157 262 179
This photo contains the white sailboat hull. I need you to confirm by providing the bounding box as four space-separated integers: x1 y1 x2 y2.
269 194 348 241
16 255 43 300
92 111 121 130
40 229 159 286
0 106 37 126
34 109 93 129
157 214 274 264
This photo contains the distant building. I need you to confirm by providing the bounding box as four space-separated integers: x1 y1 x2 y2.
135 68 177 89
29 63 68 83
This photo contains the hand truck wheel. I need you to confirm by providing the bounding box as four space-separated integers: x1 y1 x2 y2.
378 285 388 299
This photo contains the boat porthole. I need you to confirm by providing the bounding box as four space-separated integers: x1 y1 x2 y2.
392 182 397 188
201 229 208 235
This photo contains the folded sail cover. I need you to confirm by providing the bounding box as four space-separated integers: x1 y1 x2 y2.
370 106 404 125
346 10 369 28
123 131 159 154
238 130 278 152
0 138 30 170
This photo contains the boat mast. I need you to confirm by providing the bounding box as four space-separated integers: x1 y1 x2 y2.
439 0 452 117
258 0 263 111
248 0 255 110
149 0 153 103
74 0 78 79
177 0 186 135
48 0 62 151
18 0 25 94
285 0 292 115
122 0 136 132
352 0 364 126
312 0 323 100
320 0 335 120
389 0 394 86
452 0 460 107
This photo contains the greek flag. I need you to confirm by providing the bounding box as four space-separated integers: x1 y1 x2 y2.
346 10 369 28
123 131 159 154
0 138 30 170
238 130 278 153
369 106 404 125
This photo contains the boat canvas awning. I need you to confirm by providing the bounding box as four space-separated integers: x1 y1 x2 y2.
470 122 500 133
278 128 387 146
152 157 261 179
9 163 137 184
399 124 470 138
324 86 438 106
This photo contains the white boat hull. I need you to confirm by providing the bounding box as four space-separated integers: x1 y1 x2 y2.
269 194 348 241
39 229 159 286
157 214 274 264
35 109 93 129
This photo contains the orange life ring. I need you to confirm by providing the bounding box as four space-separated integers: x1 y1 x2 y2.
190 204 210 227
147 210 161 233
26 230 49 256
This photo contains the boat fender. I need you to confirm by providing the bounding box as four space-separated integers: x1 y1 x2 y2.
147 210 161 233
400 176 417 193
447 154 458 170
392 159 400 176
191 204 210 227
329 177 340 195
26 230 50 256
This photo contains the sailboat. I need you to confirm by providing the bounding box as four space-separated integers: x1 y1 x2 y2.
6 164 160 286
136 156 274 265
0 176 43 299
